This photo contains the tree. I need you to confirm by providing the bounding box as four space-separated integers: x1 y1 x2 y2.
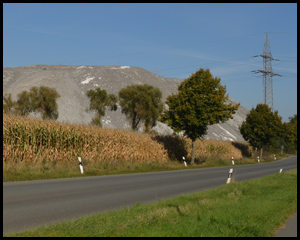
15 90 32 116
161 68 239 164
86 88 117 126
118 84 163 132
36 86 61 120
283 114 297 151
3 93 16 114
107 94 118 111
288 114 297 125
13 86 61 120
239 104 283 159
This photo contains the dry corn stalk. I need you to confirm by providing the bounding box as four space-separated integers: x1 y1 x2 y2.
3 114 168 163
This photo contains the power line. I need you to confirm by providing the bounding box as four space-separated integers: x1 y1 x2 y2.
58 33 266 64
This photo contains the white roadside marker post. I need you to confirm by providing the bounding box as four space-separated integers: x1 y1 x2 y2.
274 155 276 160
78 157 84 174
226 168 233 184
182 157 187 167
231 157 234 165
257 156 260 163
279 168 283 173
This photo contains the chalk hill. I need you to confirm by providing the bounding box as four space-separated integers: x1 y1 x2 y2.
3 65 249 141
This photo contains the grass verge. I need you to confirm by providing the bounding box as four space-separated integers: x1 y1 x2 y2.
4 154 290 183
4 152 294 183
4 169 297 237
3 159 192 182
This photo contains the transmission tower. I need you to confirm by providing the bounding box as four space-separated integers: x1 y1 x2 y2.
252 32 281 111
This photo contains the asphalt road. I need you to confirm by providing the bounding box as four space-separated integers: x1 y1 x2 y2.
3 156 297 234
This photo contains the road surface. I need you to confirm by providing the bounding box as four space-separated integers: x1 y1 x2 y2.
3 156 297 234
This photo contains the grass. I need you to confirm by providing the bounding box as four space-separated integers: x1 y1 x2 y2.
3 159 188 182
4 152 290 182
3 149 292 182
4 169 297 237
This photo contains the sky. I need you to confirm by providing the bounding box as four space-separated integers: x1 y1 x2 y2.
3 3 297 122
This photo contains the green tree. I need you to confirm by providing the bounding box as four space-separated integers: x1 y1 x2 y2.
15 90 32 116
118 84 163 132
3 93 16 114
239 104 283 159
161 68 239 164
37 86 61 120
107 94 118 111
288 114 297 125
284 114 297 152
14 86 61 120
86 88 117 126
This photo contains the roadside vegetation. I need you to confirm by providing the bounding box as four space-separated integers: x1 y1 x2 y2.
161 68 239 163
3 67 296 182
4 169 297 237
3 113 294 182
240 104 297 160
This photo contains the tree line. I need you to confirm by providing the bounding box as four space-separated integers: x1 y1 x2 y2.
239 104 297 159
3 86 60 120
3 68 297 163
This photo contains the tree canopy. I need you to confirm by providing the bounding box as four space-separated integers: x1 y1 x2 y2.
3 93 16 114
118 84 163 132
161 68 239 163
86 88 117 126
36 86 61 120
283 114 297 152
239 104 283 158
5 86 61 120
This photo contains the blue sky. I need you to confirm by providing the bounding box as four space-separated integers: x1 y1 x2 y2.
3 3 297 122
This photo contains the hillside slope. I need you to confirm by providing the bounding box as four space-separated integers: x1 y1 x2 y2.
3 65 249 141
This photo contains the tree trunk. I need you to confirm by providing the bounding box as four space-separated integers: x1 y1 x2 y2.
191 138 196 164
132 112 137 131
260 147 263 161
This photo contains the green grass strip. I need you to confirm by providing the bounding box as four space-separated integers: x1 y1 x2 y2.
4 169 297 237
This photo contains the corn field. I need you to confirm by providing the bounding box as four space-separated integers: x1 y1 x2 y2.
3 114 250 165
3 114 169 164
184 138 247 162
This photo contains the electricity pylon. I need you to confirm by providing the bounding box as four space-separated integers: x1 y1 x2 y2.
252 32 281 111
